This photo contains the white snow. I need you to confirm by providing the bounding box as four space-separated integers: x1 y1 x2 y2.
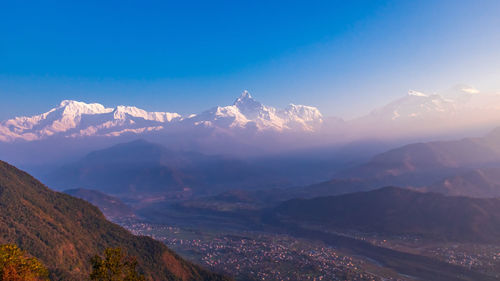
4 86 497 144
190 91 323 132
0 92 324 141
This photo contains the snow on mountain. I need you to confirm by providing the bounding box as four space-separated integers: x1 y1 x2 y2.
367 90 457 122
0 100 180 142
185 91 323 132
3 86 499 144
0 100 112 141
362 85 497 126
0 91 323 142
283 104 323 130
113 106 180 122
348 85 500 140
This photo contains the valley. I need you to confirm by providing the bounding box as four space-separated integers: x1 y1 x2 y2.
43 127 500 280
5 115 500 280
3 4 500 280
111 207 500 281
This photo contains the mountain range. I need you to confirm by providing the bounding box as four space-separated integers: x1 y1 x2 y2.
0 91 322 142
41 123 500 204
265 126 500 199
349 85 500 138
42 139 305 198
2 86 500 164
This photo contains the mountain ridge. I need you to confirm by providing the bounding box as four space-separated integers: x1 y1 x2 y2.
3 86 500 145
4 86 500 168
0 160 230 280
272 186 500 243
0 91 323 142
42 139 298 197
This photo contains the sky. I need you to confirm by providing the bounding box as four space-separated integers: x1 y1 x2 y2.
1 0 500 120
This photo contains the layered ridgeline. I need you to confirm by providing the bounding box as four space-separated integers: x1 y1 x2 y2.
0 160 230 281
272 187 500 243
340 127 500 185
294 126 500 198
44 139 298 197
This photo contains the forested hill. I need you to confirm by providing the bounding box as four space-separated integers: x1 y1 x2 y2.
0 160 230 281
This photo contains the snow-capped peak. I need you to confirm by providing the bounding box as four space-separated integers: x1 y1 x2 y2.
58 100 113 116
285 104 323 121
234 90 253 103
0 92 324 142
364 89 457 123
0 100 181 142
232 91 265 120
187 91 323 132
234 90 260 107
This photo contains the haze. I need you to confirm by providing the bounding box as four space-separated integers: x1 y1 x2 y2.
3 2 500 281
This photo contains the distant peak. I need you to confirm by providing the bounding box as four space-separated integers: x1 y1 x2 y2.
58 100 112 115
233 90 259 106
235 90 253 101
240 90 251 99
59 100 81 107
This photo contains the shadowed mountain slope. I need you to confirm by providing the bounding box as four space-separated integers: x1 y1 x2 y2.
272 186 500 243
43 139 275 197
44 139 343 199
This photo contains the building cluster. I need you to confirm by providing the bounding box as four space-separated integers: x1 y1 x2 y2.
122 221 399 281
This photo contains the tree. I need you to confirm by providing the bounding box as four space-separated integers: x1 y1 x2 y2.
90 248 145 281
0 244 49 281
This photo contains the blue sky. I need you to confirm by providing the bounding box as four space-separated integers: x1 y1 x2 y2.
1 0 500 120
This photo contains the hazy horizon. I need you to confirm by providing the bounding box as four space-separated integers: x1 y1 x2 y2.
4 2 500 280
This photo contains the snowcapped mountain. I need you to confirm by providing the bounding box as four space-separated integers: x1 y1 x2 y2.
0 100 181 142
2 85 499 146
188 91 323 132
0 91 323 142
350 85 500 139
366 90 457 122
